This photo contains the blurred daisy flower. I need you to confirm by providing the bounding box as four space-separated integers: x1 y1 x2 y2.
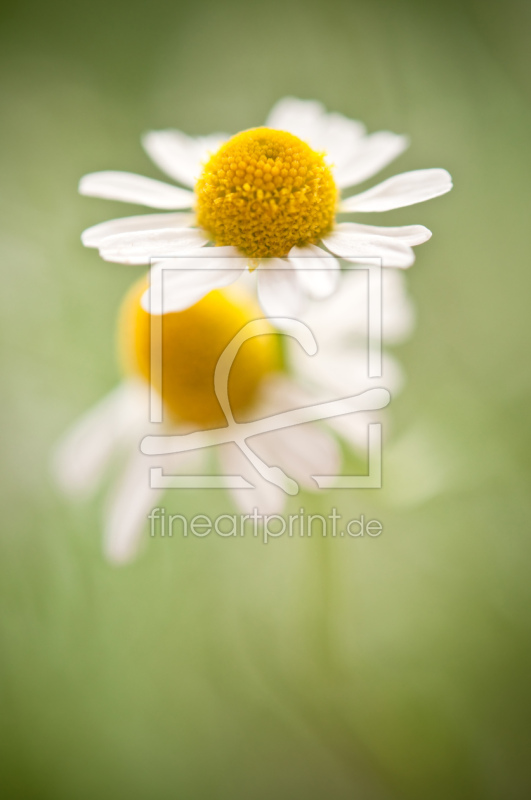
53 269 413 563
79 97 452 317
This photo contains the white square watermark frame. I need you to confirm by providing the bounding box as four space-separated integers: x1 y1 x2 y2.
141 254 386 491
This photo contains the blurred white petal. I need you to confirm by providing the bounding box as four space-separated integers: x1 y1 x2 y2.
52 381 147 498
289 338 404 399
257 421 340 491
287 244 340 299
103 449 162 564
295 268 416 346
218 442 287 516
327 410 380 451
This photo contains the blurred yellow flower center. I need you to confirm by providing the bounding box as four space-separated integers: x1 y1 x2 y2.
195 127 338 259
118 279 280 427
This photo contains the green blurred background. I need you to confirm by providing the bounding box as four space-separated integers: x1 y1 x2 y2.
1 0 531 797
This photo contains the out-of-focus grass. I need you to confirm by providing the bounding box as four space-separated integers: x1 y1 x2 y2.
1 0 531 798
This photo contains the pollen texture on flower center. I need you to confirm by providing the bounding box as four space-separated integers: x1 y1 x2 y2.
195 128 338 259
118 279 280 427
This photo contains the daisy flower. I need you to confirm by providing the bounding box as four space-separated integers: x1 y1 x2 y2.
79 97 452 317
53 269 413 563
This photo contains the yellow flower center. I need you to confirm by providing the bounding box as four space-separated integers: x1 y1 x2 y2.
118 279 280 427
195 127 338 259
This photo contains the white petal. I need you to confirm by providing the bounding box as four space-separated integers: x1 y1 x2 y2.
266 97 366 169
257 260 306 317
295 269 415 346
333 221 432 246
252 373 315 416
256 419 340 491
322 231 415 268
193 134 229 160
290 342 404 399
219 442 287 516
81 212 195 248
104 449 162 564
52 381 147 498
289 344 367 397
79 171 195 209
265 97 326 142
142 247 245 313
341 168 453 213
142 130 227 188
327 410 379 451
98 227 208 265
380 269 416 342
104 435 209 564
253 372 383 458
322 349 405 396
316 112 367 169
287 244 340 299
335 132 409 188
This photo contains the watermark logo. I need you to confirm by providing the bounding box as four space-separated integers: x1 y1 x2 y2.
148 507 383 544
140 256 388 494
